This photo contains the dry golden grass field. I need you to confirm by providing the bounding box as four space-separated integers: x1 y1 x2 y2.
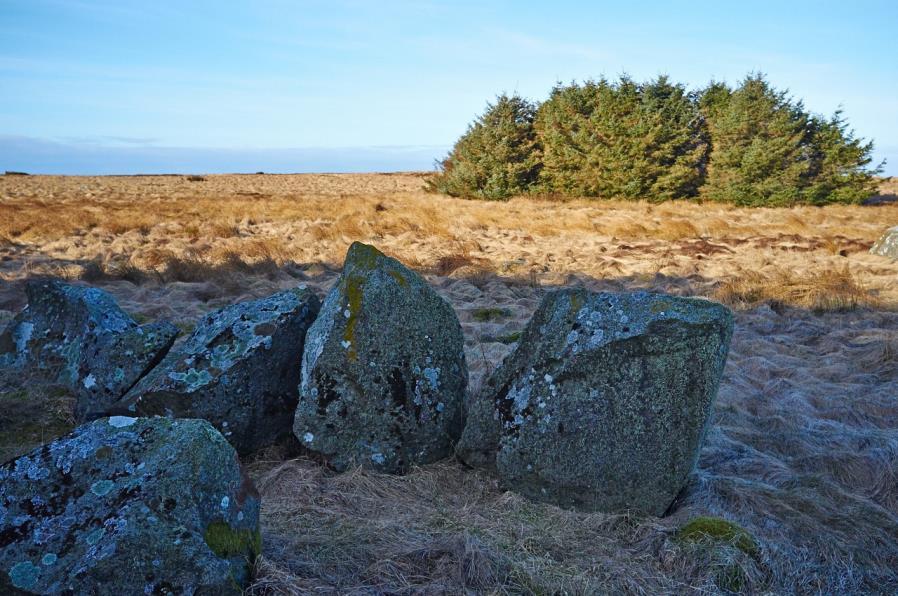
1 172 897 594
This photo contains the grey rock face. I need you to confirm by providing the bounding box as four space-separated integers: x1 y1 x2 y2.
457 289 733 516
0 416 260 595
870 226 898 259
0 280 178 422
293 242 467 473
115 287 320 455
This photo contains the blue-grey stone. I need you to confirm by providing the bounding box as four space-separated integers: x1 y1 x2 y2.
0 280 178 422
114 287 320 455
293 242 467 474
457 289 733 515
0 416 260 595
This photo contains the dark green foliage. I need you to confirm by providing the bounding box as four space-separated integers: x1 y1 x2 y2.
535 76 708 200
802 110 880 204
434 73 880 206
700 74 880 206
428 94 541 200
699 75 810 206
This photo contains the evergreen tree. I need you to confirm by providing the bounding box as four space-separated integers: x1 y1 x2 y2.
535 76 708 200
802 110 881 204
700 74 880 206
428 94 541 200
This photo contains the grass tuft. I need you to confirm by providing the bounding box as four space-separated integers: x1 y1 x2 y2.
714 266 876 313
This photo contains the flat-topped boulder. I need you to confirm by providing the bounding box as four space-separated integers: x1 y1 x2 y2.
0 280 178 422
457 289 733 515
870 226 898 259
0 416 260 595
293 242 467 473
114 287 320 455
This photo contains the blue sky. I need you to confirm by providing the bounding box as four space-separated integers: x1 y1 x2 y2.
1 0 896 174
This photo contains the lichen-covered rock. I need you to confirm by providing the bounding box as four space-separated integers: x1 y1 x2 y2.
457 289 733 515
0 416 260 595
0 280 178 422
293 242 467 473
870 226 898 259
114 287 320 455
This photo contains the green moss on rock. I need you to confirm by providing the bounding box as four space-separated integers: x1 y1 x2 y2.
347 241 382 270
343 275 364 361
388 269 409 287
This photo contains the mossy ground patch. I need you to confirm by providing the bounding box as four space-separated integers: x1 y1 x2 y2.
204 519 262 561
676 516 760 558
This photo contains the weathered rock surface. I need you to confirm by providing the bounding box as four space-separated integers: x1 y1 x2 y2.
0 416 260 595
294 242 467 473
114 287 320 455
0 280 178 422
457 289 733 515
870 226 898 259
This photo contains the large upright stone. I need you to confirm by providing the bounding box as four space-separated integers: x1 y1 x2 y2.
457 289 733 515
870 226 898 259
293 242 467 473
0 280 178 422
0 416 260 595
114 287 320 455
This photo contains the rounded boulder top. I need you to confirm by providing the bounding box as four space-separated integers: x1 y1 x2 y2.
294 242 468 474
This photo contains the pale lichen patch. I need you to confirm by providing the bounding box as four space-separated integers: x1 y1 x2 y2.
9 560 40 590
90 479 114 496
108 415 137 428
